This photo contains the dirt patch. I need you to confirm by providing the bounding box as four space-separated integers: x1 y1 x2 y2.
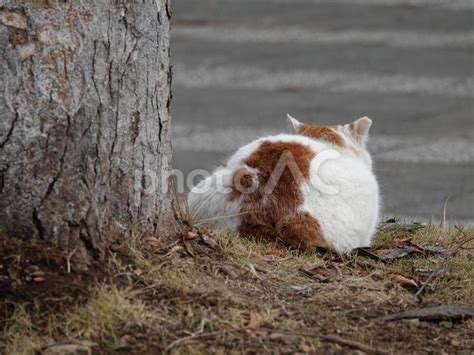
0 235 106 321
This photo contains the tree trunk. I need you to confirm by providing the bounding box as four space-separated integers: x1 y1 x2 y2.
0 0 176 267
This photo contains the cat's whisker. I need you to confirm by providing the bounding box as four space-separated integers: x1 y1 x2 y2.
195 210 257 226
191 189 216 218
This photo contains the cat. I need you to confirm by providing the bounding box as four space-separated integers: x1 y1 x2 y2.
187 115 380 253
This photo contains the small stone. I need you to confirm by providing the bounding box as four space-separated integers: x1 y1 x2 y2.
450 339 461 347
200 234 219 249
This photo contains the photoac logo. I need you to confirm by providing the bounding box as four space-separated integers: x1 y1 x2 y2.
132 148 341 207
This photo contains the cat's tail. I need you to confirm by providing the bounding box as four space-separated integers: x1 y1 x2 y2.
187 167 241 230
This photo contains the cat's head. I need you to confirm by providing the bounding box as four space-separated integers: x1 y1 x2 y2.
287 114 373 167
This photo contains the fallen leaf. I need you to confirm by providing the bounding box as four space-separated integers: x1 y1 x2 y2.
353 248 386 263
300 263 341 282
247 311 264 329
300 266 330 282
133 269 143 277
184 231 198 240
278 346 296 354
31 270 45 278
391 274 419 289
381 246 422 261
300 341 315 353
33 276 45 283
144 237 162 248
381 242 447 261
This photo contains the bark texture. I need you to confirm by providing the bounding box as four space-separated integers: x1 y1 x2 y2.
0 0 176 266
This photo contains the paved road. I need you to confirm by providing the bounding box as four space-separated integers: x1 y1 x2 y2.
171 0 474 225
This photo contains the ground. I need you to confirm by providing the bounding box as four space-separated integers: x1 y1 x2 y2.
1 215 473 354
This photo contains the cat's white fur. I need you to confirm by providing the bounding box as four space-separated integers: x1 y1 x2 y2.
188 116 380 253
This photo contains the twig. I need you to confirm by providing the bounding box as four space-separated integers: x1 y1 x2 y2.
321 335 389 355
65 249 76 273
165 327 246 351
264 330 389 354
166 327 389 354
248 263 264 280
267 330 388 354
378 305 474 322
379 222 426 232
415 226 474 302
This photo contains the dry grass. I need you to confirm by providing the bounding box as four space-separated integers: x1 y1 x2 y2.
1 221 473 354
2 306 45 355
1 286 158 354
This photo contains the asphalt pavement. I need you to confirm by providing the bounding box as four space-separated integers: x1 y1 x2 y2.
170 0 474 225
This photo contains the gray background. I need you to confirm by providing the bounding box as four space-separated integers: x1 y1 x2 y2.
171 0 474 225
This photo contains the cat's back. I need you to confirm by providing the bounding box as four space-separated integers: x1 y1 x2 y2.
227 133 329 169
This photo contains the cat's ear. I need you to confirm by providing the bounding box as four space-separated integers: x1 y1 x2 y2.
347 116 372 145
287 113 301 133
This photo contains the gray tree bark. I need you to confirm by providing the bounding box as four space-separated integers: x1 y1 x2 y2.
0 0 176 267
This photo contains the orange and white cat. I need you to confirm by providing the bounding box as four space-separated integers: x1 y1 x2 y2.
188 115 380 253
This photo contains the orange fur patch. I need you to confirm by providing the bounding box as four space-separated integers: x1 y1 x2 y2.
276 212 328 249
298 123 345 147
230 141 327 250
228 167 257 201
